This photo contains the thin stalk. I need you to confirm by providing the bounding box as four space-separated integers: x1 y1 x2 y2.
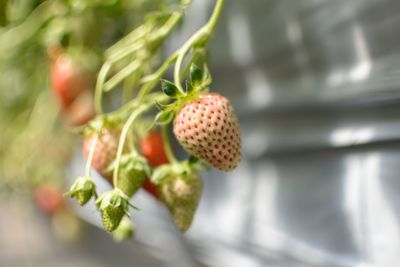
112 95 169 187
173 0 225 93
112 105 145 187
104 60 141 92
206 0 225 34
95 62 111 114
85 136 98 177
162 125 178 164
137 51 179 101
105 25 148 57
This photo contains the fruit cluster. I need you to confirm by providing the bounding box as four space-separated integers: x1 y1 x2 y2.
59 0 239 240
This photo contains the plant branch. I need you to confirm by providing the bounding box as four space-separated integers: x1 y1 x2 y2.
162 125 178 164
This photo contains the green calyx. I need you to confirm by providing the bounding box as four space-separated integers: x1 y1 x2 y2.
153 63 211 126
96 189 137 232
65 176 97 206
82 115 122 137
151 157 205 185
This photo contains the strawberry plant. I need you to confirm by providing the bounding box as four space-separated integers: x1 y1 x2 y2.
1 0 241 240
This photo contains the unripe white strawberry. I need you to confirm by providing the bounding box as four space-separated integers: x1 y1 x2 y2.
159 172 202 231
173 92 241 171
82 128 120 182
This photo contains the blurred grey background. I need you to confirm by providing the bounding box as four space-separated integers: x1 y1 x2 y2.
2 0 400 266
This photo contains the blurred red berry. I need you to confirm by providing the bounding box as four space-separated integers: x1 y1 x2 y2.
140 132 170 198
34 184 64 214
140 132 169 167
50 53 91 109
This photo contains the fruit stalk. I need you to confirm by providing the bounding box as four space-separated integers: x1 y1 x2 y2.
84 135 98 177
112 95 168 187
162 125 178 164
173 0 225 93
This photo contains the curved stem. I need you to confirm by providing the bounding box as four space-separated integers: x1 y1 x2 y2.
104 60 141 92
137 51 179 101
94 62 111 114
85 136 98 177
173 0 225 93
112 106 145 187
162 125 178 164
207 0 225 34
112 95 169 187
174 26 208 93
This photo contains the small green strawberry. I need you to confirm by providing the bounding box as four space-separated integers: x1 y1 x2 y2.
65 176 97 206
112 216 135 242
152 161 202 231
96 189 133 232
109 154 150 197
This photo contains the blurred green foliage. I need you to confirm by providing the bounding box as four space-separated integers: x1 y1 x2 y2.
0 0 173 193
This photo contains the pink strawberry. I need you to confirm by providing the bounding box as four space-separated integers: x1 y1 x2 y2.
82 128 120 183
173 92 241 171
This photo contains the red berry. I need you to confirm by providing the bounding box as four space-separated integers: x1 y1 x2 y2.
140 132 169 167
34 184 64 214
140 132 169 198
142 179 159 198
50 54 91 109
173 93 241 171
82 129 120 183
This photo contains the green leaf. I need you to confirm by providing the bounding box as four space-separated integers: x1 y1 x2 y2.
188 156 199 165
161 80 180 97
190 64 203 87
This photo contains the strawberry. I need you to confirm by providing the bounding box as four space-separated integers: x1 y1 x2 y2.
140 132 169 167
113 154 150 197
173 92 241 171
159 171 202 231
65 176 97 206
112 216 134 242
34 183 64 214
96 189 131 232
140 131 169 198
152 162 202 231
82 128 120 183
142 180 159 198
50 53 92 109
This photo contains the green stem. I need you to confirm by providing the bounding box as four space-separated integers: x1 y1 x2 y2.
104 60 141 92
173 0 225 93
137 51 179 101
94 62 111 114
112 106 145 187
112 95 169 187
85 136 98 177
206 0 225 34
105 25 149 58
162 125 178 164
